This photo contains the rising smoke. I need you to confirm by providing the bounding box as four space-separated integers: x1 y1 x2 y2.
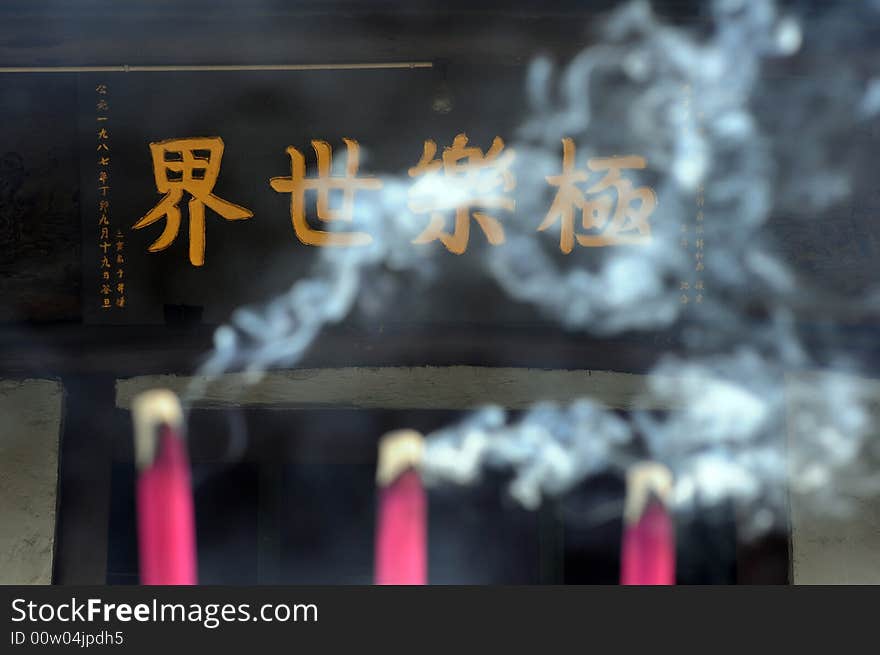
189 0 880 534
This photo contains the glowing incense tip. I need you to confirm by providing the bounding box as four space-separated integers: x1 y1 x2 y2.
623 461 673 525
132 388 185 470
376 429 425 487
621 461 675 586
375 430 427 585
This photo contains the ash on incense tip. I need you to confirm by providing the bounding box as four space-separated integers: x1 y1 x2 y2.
624 461 674 526
132 388 185 470
376 429 425 487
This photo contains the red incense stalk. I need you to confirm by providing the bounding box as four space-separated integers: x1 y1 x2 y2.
132 390 197 585
620 462 675 586
374 430 427 585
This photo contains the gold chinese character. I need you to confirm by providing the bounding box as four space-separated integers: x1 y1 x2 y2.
407 133 515 254
540 138 656 253
269 139 381 247
116 297 126 308
97 99 109 111
134 137 253 266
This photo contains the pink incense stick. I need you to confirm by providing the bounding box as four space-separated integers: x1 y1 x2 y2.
620 462 675 586
374 430 427 585
132 390 197 585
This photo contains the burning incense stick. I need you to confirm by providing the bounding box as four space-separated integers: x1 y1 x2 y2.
620 462 675 586
132 389 197 585
374 430 427 585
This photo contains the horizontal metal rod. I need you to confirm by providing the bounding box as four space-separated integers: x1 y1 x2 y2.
0 62 433 73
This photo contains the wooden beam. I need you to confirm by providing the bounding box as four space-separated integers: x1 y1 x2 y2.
115 365 672 410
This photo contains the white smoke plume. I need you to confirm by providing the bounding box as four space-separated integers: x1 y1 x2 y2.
188 0 880 534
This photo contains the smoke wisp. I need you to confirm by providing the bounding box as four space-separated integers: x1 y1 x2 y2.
189 0 880 534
